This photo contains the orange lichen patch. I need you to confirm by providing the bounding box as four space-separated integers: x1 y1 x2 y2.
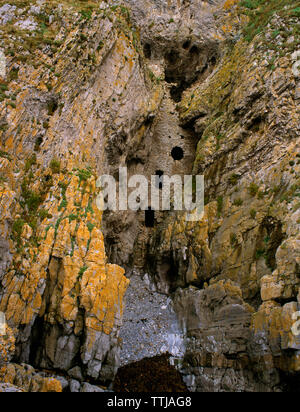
0 362 62 392
221 23 234 33
40 377 62 393
0 1 151 382
85 228 106 265
223 0 240 9
82 263 129 336
0 170 128 338
0 327 15 368
251 302 300 372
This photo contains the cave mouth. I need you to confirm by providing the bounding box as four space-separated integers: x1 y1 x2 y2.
182 39 191 50
145 207 155 228
155 170 164 189
143 43 152 59
171 146 184 161
113 354 188 392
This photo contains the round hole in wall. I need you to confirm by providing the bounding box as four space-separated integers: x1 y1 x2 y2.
182 40 191 50
171 146 184 161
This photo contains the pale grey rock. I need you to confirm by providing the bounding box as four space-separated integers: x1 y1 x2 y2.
295 82 300 100
69 380 81 393
14 17 38 31
119 271 185 366
29 5 41 15
0 383 23 392
68 366 83 382
55 376 69 391
0 4 16 25
0 50 6 78
80 383 105 393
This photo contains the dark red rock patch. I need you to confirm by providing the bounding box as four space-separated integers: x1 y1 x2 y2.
114 354 188 392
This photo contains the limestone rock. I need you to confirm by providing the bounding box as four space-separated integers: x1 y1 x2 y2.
0 326 15 369
70 380 81 393
80 382 105 393
68 366 83 382
0 363 62 392
0 382 23 392
0 0 299 393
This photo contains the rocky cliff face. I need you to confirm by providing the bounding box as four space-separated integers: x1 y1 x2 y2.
0 0 299 392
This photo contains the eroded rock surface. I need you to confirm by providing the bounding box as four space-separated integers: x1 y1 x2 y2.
0 0 299 392
119 271 185 366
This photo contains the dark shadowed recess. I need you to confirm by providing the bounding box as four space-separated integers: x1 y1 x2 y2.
145 207 155 228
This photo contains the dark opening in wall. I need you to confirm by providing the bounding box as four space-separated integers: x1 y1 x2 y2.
182 39 191 50
145 207 155 228
171 146 184 161
155 170 164 189
47 98 58 116
144 115 154 127
190 45 199 55
169 81 189 103
165 49 180 65
28 315 44 366
34 136 43 152
143 43 152 59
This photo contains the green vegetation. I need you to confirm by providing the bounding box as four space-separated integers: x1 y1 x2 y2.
76 167 93 184
58 181 68 211
0 122 9 133
229 174 240 186
230 233 238 248
20 181 43 215
217 196 224 217
68 214 79 223
216 134 224 151
0 174 7 185
240 0 300 42
50 158 61 174
0 83 9 102
0 0 126 67
78 265 88 279
0 151 12 161
85 199 94 217
6 101 16 109
25 154 37 172
58 198 67 211
38 209 52 220
279 182 300 203
87 222 95 233
233 198 243 207
11 152 56 250
12 218 26 242
255 248 266 260
248 182 259 197
148 69 161 85
250 209 257 219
